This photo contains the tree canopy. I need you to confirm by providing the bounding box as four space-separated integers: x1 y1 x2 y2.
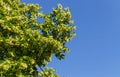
0 0 76 76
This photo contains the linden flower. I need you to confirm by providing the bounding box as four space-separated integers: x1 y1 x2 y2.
38 13 45 17
6 60 11 64
0 20 4 23
18 75 23 77
2 65 10 70
5 39 10 43
20 62 27 69
26 29 31 33
30 59 35 64
0 38 3 42
7 6 11 11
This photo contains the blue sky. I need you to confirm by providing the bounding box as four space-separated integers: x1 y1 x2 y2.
21 0 120 77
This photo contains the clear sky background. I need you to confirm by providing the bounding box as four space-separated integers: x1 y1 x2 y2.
21 0 120 77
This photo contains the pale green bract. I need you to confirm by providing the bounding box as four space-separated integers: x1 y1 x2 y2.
0 0 76 77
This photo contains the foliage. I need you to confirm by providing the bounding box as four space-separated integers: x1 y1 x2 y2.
0 0 76 76
38 68 59 77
